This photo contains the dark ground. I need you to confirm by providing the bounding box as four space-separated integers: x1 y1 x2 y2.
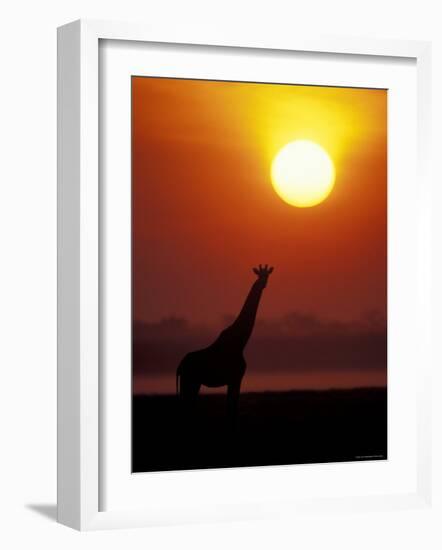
132 387 387 472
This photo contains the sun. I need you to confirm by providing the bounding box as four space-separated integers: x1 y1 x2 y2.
271 140 336 208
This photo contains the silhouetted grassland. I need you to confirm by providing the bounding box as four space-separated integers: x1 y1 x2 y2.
132 387 387 472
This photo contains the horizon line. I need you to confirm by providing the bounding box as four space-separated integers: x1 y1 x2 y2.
134 385 387 397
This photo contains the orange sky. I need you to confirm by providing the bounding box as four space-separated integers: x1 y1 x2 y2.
132 77 387 392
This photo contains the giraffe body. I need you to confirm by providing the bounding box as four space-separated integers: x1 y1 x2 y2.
176 265 273 427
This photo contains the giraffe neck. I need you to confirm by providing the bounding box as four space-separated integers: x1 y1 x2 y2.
215 279 265 351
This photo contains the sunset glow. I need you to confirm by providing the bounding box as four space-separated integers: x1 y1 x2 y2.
132 77 387 394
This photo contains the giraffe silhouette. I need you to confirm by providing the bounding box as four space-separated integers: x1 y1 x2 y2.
176 264 274 429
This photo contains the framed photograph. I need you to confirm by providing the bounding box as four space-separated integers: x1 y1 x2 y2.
131 77 389 473
57 19 432 530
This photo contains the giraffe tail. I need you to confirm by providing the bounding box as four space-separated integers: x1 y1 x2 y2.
176 353 191 396
176 363 181 396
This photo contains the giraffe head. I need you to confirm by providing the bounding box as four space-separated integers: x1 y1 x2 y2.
253 264 274 289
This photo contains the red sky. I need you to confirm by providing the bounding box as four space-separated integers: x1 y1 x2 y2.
132 77 387 393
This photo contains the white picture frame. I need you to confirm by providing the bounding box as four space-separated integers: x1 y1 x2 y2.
57 19 432 531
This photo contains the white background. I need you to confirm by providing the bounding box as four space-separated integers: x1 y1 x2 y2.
0 1 441 548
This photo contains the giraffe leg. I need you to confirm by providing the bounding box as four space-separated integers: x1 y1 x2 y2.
180 375 201 429
227 379 241 434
